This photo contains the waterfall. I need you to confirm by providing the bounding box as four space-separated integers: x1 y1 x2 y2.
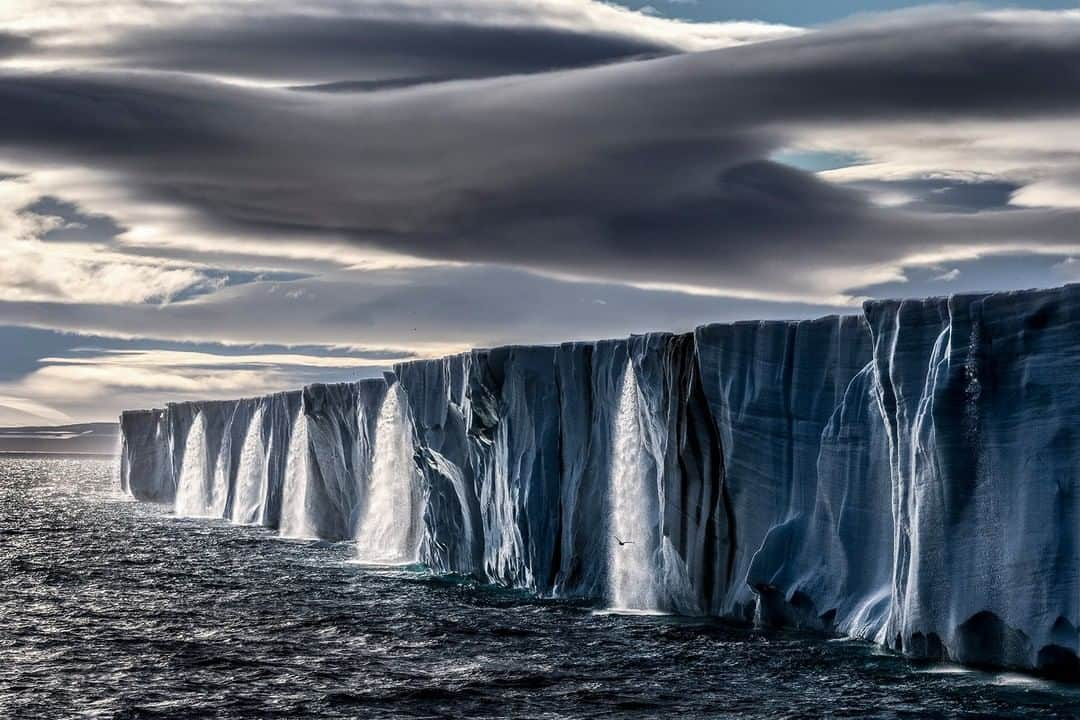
356 388 420 564
231 406 267 525
174 412 209 517
608 363 661 611
208 444 230 519
279 413 314 538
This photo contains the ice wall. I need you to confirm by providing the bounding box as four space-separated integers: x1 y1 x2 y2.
867 286 1080 677
118 284 1080 677
695 316 893 634
394 346 563 589
392 334 726 611
119 409 170 502
280 381 387 540
136 391 301 525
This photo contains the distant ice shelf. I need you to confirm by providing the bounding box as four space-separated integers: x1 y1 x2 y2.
119 284 1080 679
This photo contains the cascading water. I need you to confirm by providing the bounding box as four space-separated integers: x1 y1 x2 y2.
355 388 421 564
231 406 267 525
208 445 230 519
174 412 210 517
608 363 661 611
279 413 314 538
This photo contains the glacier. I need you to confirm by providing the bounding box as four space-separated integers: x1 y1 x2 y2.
118 284 1080 678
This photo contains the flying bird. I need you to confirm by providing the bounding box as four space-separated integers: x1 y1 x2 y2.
614 535 633 546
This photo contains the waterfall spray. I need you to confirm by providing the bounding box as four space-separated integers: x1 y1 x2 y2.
208 444 229 519
608 363 661 611
279 413 314 538
174 412 209 517
356 388 420 563
231 406 267 525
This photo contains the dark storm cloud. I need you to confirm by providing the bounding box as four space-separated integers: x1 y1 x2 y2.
290 77 462 93
846 179 1024 214
0 264 847 350
4 11 1080 297
95 16 671 82
0 32 31 58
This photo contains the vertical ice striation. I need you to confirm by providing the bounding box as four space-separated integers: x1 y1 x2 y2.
301 382 386 541
549 340 623 599
120 408 171 502
867 287 1080 676
392 347 563 589
694 316 886 626
118 284 1080 677
268 381 393 540
803 362 893 639
475 347 562 590
261 391 304 528
626 332 728 616
394 352 482 576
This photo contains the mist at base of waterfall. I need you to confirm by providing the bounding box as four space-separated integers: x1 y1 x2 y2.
4 455 1080 720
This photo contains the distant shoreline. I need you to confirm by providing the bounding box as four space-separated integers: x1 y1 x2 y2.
0 422 120 456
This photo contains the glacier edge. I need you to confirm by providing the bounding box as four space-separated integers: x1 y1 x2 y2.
118 284 1080 679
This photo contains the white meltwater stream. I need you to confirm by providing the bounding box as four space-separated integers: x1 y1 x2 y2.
174 412 211 517
230 406 267 525
279 413 314 538
355 388 420 564
608 363 661 611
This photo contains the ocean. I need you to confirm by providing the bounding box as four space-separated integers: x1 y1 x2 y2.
2 454 1078 719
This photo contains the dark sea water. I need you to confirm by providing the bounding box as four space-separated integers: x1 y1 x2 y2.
3 454 1080 719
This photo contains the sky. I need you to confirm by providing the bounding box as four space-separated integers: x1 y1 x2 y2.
1 1 1080 424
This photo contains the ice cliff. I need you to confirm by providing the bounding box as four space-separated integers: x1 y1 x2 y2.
119 284 1080 678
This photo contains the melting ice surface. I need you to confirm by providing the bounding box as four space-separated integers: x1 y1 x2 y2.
355 388 419 564
608 363 660 611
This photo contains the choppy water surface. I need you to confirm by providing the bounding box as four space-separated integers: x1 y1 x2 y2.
2 455 1079 719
